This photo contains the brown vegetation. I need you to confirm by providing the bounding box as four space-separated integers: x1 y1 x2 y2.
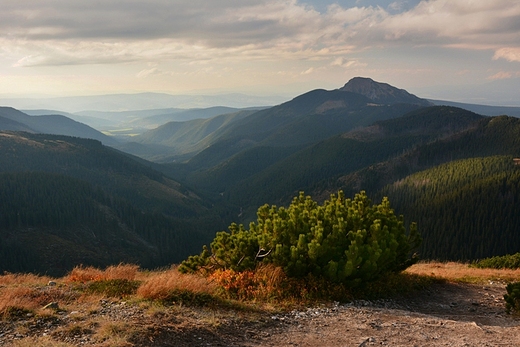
1 262 519 346
406 261 520 283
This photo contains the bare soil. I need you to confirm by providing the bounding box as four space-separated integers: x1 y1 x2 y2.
1 281 519 346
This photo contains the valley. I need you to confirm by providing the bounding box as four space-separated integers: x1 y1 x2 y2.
1 77 520 276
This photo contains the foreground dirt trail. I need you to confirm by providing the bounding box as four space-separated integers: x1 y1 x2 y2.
243 282 520 347
1 280 519 346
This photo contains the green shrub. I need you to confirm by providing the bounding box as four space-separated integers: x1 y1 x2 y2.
180 191 420 286
472 253 520 269
86 279 140 297
504 282 520 314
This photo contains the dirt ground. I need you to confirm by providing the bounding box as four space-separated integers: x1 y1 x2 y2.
1 281 519 346
156 281 520 347
244 281 519 347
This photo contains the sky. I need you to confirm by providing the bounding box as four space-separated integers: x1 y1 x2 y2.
0 0 519 106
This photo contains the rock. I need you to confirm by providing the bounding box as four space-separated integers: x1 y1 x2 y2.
43 302 59 310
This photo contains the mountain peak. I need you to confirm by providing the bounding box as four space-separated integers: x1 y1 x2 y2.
340 77 432 106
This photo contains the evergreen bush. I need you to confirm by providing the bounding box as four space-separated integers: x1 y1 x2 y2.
472 253 520 270
504 282 520 314
180 191 420 286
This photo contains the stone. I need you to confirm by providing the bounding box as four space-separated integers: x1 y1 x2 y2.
43 302 59 310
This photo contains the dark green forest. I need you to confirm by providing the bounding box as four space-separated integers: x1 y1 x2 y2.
0 171 208 276
381 156 520 260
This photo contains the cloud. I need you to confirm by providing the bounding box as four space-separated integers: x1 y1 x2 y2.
363 1 520 47
487 71 520 80
2 0 520 69
136 67 161 78
331 57 365 68
493 47 520 62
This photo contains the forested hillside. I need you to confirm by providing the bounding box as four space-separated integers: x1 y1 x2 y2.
0 132 211 217
124 109 256 162
0 132 231 275
0 171 191 275
176 106 484 214
380 156 520 260
330 115 520 199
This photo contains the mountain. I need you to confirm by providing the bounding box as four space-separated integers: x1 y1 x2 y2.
0 131 232 274
163 103 520 262
133 106 266 128
185 106 484 209
0 171 162 275
310 115 520 261
0 107 118 146
4 77 520 273
340 77 433 106
429 99 520 118
121 109 259 162
137 79 430 164
24 109 120 130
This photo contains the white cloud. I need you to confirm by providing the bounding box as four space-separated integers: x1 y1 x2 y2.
331 57 364 68
2 0 519 69
136 67 161 78
493 47 520 63
487 71 520 80
376 0 520 47
0 0 519 101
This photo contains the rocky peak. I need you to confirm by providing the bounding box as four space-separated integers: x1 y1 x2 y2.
340 77 432 106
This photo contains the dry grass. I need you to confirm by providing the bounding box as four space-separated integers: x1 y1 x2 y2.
137 266 217 301
94 320 135 346
0 273 53 286
0 284 79 319
208 266 282 301
5 336 76 347
3 261 520 346
405 261 520 283
66 264 139 283
0 286 38 318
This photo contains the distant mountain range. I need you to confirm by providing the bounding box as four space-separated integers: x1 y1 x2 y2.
1 92 287 113
121 77 431 162
1 77 520 274
0 107 118 146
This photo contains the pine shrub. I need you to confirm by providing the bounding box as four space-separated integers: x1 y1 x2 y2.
504 282 520 314
180 191 420 286
472 253 520 270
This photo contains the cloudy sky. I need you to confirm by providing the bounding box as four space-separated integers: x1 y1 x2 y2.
1 0 519 105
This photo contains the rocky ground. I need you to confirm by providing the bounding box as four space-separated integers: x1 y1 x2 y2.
1 280 519 346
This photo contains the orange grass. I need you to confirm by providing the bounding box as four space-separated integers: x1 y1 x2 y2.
0 273 53 286
66 264 139 283
208 264 291 301
0 284 79 318
405 261 520 283
136 266 217 301
0 287 38 317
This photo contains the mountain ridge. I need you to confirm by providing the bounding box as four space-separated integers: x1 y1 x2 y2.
0 107 118 146
341 77 433 106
